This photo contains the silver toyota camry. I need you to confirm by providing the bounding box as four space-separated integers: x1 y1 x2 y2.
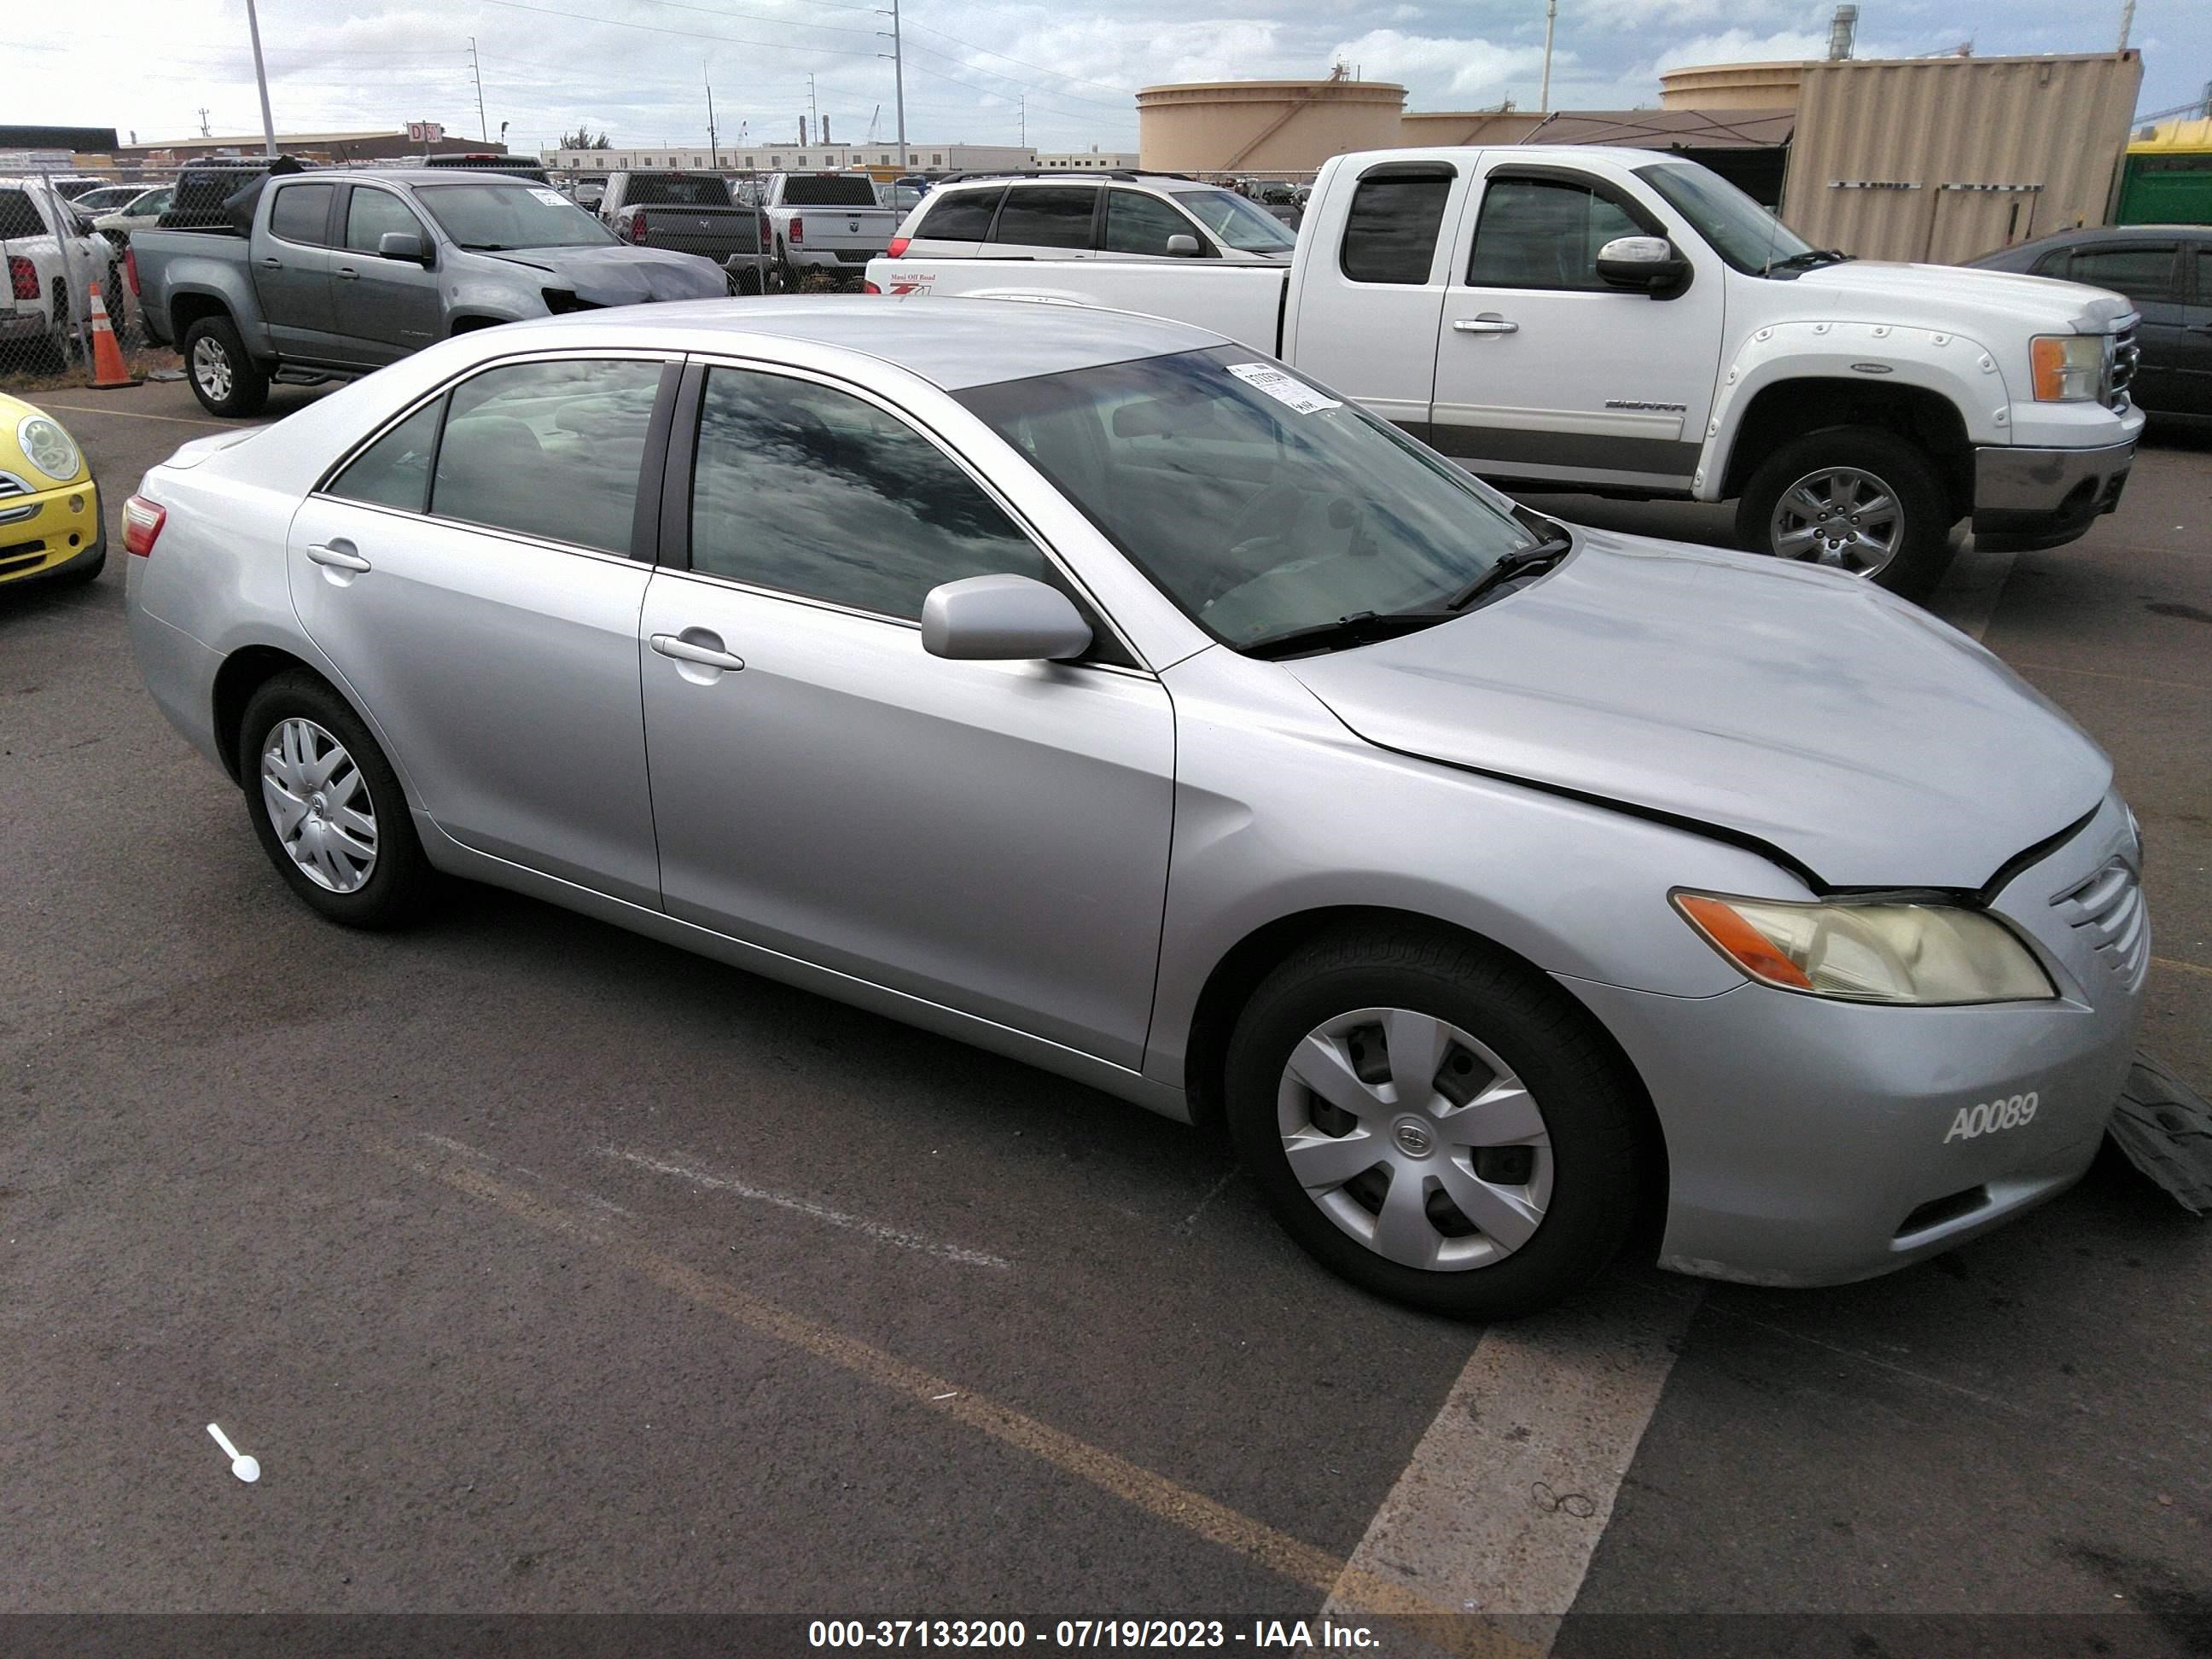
125 298 2147 1318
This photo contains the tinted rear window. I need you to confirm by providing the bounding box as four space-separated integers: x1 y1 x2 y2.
269 183 335 246
0 189 44 241
1340 173 1450 285
780 176 880 207
992 186 1097 250
916 187 1002 242
625 175 732 207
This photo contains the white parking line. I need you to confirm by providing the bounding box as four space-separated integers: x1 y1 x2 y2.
34 403 234 428
1927 541 2019 643
598 1146 1015 1270
1321 1278 1703 1651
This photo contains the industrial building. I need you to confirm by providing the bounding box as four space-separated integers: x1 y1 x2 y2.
540 143 1034 177
108 129 515 166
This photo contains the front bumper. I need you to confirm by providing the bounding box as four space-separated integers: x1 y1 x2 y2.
1970 437 2136 550
0 475 102 584
1566 793 2146 1287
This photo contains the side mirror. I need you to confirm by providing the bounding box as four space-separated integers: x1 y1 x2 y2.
921 573 1092 661
378 230 428 265
1164 233 1202 259
1595 235 1688 294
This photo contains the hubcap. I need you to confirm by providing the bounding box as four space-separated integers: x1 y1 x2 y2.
259 718 377 894
1768 466 1903 578
192 336 233 401
1276 1007 1553 1272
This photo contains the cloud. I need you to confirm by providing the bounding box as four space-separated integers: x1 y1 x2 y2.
1327 28 1556 98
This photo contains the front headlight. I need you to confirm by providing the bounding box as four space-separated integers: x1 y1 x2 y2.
16 414 83 482
2029 335 2104 403
1673 892 2056 1005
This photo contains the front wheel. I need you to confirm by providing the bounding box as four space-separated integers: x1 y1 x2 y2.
1735 426 1957 601
1224 927 1642 1318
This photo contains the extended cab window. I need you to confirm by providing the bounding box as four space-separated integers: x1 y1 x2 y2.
991 187 1097 251
1339 173 1451 285
2064 245 2180 303
689 366 1047 620
1465 177 1640 290
428 359 665 554
915 187 1002 242
268 182 336 247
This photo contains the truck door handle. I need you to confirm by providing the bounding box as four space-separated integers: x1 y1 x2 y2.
306 541 371 573
260 257 283 270
651 632 746 672
335 265 359 280
1452 314 1518 335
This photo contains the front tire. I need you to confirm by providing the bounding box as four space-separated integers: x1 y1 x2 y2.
1736 426 1956 601
183 315 270 417
239 673 430 928
1224 926 1642 1319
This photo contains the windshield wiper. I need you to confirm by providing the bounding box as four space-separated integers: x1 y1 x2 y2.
1242 533 1574 661
1436 533 1575 613
1760 247 1852 276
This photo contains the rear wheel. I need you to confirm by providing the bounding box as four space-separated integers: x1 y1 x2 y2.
1224 926 1642 1318
1736 426 1956 601
183 315 270 417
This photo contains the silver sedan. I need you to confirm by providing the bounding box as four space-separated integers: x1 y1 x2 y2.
125 298 2146 1317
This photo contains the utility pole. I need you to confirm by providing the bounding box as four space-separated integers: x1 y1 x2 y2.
469 38 489 143
878 0 907 168
1539 0 1558 112
808 75 818 148
243 0 278 155
706 70 719 167
197 107 212 137
1020 96 1027 148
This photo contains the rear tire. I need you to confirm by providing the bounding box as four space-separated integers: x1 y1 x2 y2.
1736 425 1956 601
183 314 270 417
1224 925 1642 1318
239 673 431 929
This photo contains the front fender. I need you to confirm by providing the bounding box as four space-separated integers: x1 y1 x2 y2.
1697 323 2011 500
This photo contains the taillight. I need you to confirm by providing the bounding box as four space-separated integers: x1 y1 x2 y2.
125 245 141 297
628 210 648 244
864 281 882 294
122 495 166 557
758 210 771 249
8 255 36 302
886 236 910 258
789 215 803 245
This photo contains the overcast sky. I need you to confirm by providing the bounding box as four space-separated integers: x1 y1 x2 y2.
14 0 2198 157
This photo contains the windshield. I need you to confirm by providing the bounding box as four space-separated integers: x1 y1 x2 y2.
1167 188 1299 254
413 182 617 250
957 347 1543 651
1635 162 1817 274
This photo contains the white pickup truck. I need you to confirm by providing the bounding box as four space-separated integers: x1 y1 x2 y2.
868 145 2145 596
1 176 126 370
760 172 900 288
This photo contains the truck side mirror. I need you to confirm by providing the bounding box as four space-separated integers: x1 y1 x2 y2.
1165 234 1201 259
1595 236 1688 294
377 230 429 265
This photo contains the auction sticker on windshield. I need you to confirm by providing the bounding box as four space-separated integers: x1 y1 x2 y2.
531 189 568 207
1225 363 1342 414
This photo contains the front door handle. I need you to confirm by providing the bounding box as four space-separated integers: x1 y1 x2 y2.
260 256 283 270
335 265 359 281
651 632 746 672
306 540 371 573
1452 314 1518 334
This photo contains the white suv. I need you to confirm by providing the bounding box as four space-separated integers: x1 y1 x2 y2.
886 172 1298 265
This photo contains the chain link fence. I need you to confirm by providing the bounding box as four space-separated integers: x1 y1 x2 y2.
0 166 184 388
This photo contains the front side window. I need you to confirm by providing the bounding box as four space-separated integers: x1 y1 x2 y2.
1167 187 1298 255
268 183 335 247
917 187 1001 242
1635 161 1813 274
689 366 1045 620
344 188 424 253
413 183 616 250
1338 173 1451 284
1103 189 1202 256
328 401 444 512
2064 245 2180 303
991 187 1097 250
429 358 664 553
1465 178 1640 290
958 347 1538 651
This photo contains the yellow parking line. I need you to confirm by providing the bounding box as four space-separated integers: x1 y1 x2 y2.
2005 661 2212 695
373 1138 1529 1652
2154 957 2212 981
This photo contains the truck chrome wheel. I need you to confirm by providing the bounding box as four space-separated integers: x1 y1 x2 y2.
1277 1006 1552 1272
259 718 378 894
1768 466 1903 577
191 336 235 403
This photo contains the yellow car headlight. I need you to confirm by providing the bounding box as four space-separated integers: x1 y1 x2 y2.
16 414 82 482
1673 892 2057 1005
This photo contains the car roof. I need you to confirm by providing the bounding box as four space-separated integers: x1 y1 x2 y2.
2013 224 2212 249
489 295 1229 391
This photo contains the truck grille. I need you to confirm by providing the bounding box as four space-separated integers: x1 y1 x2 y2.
2107 329 2138 411
2054 856 2148 992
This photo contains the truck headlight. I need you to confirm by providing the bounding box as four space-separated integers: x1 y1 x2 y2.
2029 335 2104 403
16 414 82 482
1673 892 2056 1004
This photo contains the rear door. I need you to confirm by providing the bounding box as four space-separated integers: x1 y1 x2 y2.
256 179 343 356
334 183 442 364
1425 160 1721 491
984 183 1101 263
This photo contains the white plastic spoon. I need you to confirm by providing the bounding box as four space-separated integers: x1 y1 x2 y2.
207 1423 260 1483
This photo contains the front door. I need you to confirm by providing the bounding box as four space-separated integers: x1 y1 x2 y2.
1427 162 1723 491
335 183 444 364
286 353 674 905
637 362 1175 1066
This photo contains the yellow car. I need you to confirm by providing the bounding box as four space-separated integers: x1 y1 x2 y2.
0 392 103 590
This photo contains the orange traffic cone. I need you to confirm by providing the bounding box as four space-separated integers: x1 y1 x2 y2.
84 283 141 391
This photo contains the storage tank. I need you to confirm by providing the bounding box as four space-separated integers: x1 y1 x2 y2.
1137 79 1406 173
1659 61 1807 110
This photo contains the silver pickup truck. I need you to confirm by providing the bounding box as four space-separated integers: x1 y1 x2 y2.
133 165 727 416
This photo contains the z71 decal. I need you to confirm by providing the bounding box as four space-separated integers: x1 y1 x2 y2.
1944 1091 2038 1143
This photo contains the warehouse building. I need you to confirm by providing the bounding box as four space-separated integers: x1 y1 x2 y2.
541 143 1034 176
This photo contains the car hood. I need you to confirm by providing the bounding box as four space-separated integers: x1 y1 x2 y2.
1786 259 2137 334
1279 528 2110 890
487 244 725 301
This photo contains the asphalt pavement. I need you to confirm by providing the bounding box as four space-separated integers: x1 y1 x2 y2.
3 377 2205 1655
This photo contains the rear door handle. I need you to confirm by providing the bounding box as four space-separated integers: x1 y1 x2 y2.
335 265 359 280
306 541 371 573
1452 314 1518 334
260 256 283 270
651 632 746 672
